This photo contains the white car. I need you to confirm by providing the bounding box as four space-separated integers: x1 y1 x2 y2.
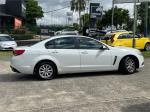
11 35 144 80
0 34 17 50
60 29 79 35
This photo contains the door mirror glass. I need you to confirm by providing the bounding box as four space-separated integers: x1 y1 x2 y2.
99 45 108 50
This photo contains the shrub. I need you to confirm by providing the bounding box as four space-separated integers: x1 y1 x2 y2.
10 34 34 40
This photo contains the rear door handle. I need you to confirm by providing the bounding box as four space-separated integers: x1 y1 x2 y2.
81 51 88 54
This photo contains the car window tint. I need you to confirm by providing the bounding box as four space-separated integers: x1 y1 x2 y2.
79 37 102 49
45 40 55 49
55 37 75 49
118 34 131 39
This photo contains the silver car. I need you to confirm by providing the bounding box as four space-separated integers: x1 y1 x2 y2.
0 34 17 50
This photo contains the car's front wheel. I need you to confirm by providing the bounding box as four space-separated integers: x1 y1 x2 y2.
145 43 150 51
35 62 56 80
119 57 136 74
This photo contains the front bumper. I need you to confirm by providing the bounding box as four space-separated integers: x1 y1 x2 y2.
138 55 144 68
0 45 17 50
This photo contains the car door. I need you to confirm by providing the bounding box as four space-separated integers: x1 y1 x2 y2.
134 34 145 49
117 34 132 47
78 37 113 72
45 37 80 73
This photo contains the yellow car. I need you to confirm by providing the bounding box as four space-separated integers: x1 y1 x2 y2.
101 32 150 51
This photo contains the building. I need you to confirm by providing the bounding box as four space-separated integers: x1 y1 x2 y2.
0 0 26 32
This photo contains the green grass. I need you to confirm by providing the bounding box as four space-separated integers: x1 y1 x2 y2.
142 51 150 58
0 51 12 61
0 51 13 57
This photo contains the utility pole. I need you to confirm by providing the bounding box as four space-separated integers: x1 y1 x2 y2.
111 0 115 32
133 0 137 48
145 2 148 37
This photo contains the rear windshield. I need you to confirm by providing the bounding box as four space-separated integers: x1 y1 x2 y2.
0 36 13 41
101 34 115 40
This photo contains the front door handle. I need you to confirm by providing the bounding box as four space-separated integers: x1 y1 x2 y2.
52 51 58 53
81 51 88 54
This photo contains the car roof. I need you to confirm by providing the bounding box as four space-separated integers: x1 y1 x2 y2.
107 31 133 35
0 34 10 37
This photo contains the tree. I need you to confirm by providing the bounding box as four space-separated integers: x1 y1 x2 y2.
80 13 90 28
137 2 150 34
70 0 87 28
101 6 130 29
25 0 44 26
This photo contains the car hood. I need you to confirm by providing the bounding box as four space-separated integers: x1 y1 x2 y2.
0 41 17 45
112 46 139 52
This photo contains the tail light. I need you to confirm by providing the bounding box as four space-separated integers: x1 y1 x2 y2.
13 50 25 56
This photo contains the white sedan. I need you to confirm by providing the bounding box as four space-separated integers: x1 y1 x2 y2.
11 35 144 80
0 34 17 50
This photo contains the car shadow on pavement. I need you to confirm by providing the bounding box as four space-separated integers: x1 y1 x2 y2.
0 71 138 82
0 74 39 82
122 102 150 112
54 71 132 80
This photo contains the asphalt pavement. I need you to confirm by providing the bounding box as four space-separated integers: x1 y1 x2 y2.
0 59 150 112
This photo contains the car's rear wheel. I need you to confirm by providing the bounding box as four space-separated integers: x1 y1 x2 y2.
119 57 136 74
145 43 150 51
35 62 56 80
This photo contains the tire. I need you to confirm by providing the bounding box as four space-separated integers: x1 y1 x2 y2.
119 57 136 74
35 62 57 80
144 43 150 51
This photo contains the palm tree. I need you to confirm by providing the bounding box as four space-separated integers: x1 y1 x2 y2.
70 0 87 29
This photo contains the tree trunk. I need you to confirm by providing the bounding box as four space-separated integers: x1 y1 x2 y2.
79 11 81 30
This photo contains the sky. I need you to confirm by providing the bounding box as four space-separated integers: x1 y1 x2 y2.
37 0 134 25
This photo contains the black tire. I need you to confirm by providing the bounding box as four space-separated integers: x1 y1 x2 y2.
34 61 57 80
144 43 150 51
119 56 136 74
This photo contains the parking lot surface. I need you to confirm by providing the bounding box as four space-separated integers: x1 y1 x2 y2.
0 59 150 112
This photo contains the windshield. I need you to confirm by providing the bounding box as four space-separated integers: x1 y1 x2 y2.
0 36 13 41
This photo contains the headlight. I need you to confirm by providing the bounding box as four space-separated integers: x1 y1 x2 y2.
136 50 143 56
0 44 7 47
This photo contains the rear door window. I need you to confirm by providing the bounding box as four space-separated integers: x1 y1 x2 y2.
45 37 76 49
118 34 132 39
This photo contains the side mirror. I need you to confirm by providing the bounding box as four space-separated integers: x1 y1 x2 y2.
99 45 108 50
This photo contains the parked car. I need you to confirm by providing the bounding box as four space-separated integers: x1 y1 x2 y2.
11 35 144 80
0 34 17 50
60 28 79 35
101 32 150 51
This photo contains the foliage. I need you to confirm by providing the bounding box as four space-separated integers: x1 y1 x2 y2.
80 13 90 28
10 34 33 40
137 2 150 34
11 27 32 34
73 23 79 30
25 0 44 25
101 6 130 29
70 0 87 28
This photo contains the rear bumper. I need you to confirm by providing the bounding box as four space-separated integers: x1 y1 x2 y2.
10 66 21 73
10 56 34 74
